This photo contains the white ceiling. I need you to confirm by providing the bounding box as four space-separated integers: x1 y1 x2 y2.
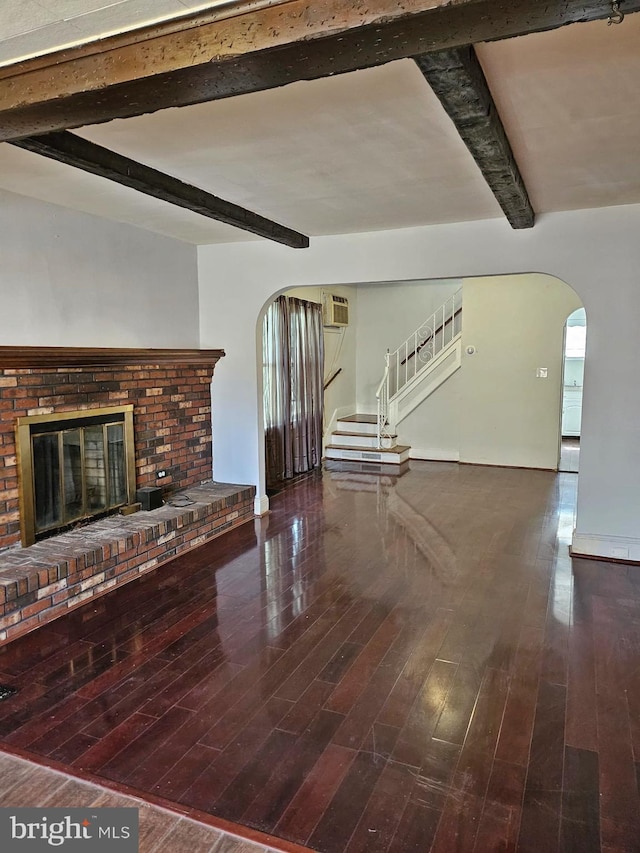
0 5 639 245
475 16 640 214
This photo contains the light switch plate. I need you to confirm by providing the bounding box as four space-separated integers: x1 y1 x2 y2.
536 368 548 378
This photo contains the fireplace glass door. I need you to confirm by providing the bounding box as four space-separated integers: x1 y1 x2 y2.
17 406 135 545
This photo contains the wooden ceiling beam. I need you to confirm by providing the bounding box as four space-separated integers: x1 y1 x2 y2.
0 0 638 142
10 131 309 248
414 47 535 230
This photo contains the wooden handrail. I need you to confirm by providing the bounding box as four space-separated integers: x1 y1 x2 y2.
400 306 462 367
323 367 342 390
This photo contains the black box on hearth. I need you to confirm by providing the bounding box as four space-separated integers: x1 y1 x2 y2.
136 486 163 511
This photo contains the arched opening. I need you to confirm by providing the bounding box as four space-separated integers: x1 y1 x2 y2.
559 307 586 473
256 272 583 501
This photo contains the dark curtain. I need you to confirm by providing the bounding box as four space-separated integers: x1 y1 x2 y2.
264 295 293 486
263 295 324 490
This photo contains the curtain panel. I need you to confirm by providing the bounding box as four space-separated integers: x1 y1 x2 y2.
263 295 324 490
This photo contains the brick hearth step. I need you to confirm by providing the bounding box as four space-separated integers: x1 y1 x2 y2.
0 481 254 644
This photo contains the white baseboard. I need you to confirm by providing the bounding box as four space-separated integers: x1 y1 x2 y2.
571 530 640 563
410 448 460 462
254 494 270 516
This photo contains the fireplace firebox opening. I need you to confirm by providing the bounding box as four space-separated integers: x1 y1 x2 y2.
16 405 136 546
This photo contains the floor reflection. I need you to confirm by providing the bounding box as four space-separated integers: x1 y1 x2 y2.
0 460 637 852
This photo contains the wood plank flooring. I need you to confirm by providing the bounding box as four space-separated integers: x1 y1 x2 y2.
0 460 638 852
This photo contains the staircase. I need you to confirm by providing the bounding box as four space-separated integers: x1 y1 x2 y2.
324 414 411 464
377 289 462 449
325 288 463 468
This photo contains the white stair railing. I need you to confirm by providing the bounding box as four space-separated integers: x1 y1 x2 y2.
389 288 462 397
376 350 391 448
376 288 462 446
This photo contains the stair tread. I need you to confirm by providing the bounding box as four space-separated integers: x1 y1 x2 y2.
325 443 411 454
333 430 397 438
338 414 378 424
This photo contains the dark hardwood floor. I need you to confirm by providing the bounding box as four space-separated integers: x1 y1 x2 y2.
0 460 638 852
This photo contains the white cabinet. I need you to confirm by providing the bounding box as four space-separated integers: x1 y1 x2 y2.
562 385 583 436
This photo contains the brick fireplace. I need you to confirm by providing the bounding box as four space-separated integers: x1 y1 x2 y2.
0 347 255 643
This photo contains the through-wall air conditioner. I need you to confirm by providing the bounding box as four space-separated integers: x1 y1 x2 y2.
323 293 349 327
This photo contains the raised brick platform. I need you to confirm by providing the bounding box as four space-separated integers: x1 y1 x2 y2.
0 481 254 644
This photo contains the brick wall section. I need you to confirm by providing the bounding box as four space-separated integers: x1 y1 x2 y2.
0 363 216 549
0 482 255 644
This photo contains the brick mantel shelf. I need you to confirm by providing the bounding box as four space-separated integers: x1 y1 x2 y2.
0 346 224 368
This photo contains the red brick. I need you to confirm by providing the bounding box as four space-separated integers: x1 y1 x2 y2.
22 597 52 619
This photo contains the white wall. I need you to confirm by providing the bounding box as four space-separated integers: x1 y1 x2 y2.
401 371 462 461
0 189 200 347
355 279 460 409
198 203 640 561
458 274 581 468
353 274 580 468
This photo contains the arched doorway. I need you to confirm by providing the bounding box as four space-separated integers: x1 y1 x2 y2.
559 307 586 473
